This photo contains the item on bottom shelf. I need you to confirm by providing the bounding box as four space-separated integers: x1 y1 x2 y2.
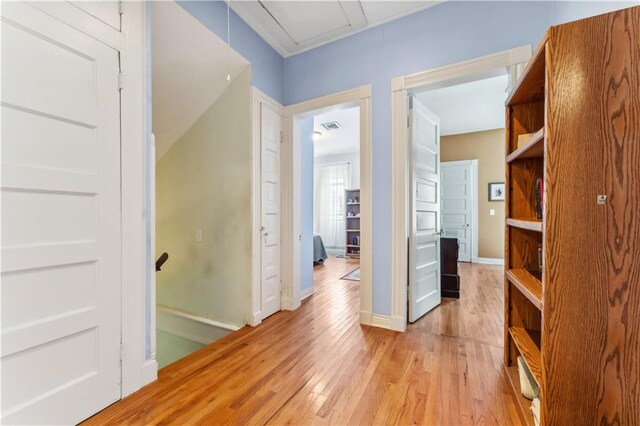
535 178 543 219
537 244 543 272
531 397 541 426
517 356 540 400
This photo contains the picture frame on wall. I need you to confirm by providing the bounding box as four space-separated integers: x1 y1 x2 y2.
488 182 506 201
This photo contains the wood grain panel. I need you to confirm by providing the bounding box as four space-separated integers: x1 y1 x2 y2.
544 7 640 425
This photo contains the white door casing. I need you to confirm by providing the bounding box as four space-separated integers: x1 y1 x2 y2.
441 161 473 262
260 104 283 319
408 97 441 323
1 2 122 424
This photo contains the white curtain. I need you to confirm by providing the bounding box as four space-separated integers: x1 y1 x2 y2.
314 163 350 251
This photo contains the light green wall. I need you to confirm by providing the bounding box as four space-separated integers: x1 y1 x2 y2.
156 67 251 327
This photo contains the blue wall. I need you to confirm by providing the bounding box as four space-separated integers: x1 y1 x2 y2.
178 1 285 104
284 1 553 315
300 118 314 293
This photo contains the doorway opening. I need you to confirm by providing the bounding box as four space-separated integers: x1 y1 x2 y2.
151 2 251 369
285 86 373 326
392 46 531 326
310 106 362 293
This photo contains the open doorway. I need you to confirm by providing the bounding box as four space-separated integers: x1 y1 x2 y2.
393 47 530 325
151 2 251 369
311 107 362 288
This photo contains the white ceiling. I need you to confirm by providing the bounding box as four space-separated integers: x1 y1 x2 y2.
313 106 360 157
230 1 443 57
152 1 249 161
416 74 508 136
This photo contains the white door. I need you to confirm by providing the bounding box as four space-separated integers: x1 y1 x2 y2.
408 97 441 323
260 104 282 319
441 161 473 262
1 3 122 424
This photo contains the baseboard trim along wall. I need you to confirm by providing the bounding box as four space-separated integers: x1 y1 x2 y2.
156 305 241 346
473 257 504 265
301 286 314 301
141 359 158 386
371 314 406 332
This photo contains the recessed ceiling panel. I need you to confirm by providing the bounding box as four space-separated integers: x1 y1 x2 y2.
261 1 350 44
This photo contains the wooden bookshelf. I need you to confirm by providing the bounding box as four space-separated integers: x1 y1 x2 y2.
504 7 640 425
345 189 360 259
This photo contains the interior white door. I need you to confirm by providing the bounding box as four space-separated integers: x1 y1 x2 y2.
408 96 441 323
260 104 282 319
1 3 121 424
441 161 472 262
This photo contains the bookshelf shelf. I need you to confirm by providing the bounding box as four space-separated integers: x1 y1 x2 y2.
506 269 542 310
506 129 544 163
506 218 542 232
509 327 542 386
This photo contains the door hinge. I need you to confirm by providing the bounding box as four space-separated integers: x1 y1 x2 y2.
118 72 124 90
118 0 124 15
120 343 125 361
280 131 284 144
407 116 410 128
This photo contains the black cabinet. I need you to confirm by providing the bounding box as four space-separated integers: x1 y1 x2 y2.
440 237 460 298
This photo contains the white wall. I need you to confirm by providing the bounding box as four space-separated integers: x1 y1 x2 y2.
314 151 361 189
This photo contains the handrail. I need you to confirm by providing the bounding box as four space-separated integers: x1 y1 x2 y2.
156 252 169 272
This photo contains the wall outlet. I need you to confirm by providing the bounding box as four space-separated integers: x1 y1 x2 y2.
196 229 203 242
489 209 496 216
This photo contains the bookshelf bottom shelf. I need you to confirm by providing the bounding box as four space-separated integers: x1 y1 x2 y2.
504 364 536 426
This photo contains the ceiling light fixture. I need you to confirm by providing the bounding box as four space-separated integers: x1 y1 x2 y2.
226 1 231 81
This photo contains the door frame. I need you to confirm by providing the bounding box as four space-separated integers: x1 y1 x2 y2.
441 159 479 263
391 45 532 330
283 86 373 326
250 87 286 326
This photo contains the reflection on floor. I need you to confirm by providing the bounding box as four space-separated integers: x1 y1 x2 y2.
85 259 521 425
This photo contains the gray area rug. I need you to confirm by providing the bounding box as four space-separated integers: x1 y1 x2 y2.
341 268 360 282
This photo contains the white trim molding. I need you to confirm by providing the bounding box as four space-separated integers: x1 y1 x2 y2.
157 305 240 346
284 85 373 327
474 257 505 266
301 286 314 301
391 45 532 331
371 314 405 332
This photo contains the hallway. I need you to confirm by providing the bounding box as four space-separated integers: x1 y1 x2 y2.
85 259 521 425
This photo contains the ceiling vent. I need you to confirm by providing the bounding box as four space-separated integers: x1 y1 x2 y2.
320 121 342 131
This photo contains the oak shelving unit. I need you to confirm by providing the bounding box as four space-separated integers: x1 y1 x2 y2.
504 6 640 425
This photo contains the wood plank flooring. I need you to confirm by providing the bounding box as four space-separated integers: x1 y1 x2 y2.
85 257 523 425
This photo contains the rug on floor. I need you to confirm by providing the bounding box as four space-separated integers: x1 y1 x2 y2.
341 268 360 281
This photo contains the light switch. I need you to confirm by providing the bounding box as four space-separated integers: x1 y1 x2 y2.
489 209 496 216
196 229 203 242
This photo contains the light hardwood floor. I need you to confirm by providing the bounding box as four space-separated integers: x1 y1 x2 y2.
85 257 522 425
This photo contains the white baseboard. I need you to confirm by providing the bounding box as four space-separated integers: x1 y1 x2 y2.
473 257 504 265
282 297 295 311
141 359 158 386
359 310 372 326
371 313 406 332
301 286 314 301
249 311 262 327
157 305 240 346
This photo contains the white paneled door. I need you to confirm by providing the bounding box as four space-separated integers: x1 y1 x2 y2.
260 104 282 319
441 161 473 262
408 97 441 323
1 3 122 424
